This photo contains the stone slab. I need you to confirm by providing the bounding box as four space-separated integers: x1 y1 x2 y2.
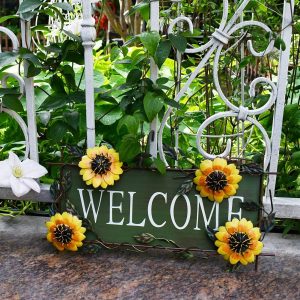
0 216 300 300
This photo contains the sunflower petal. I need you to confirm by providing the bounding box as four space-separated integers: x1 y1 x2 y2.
92 175 102 188
223 163 239 176
200 160 213 175
217 243 232 256
53 242 65 251
227 174 242 184
110 162 123 175
103 171 115 186
229 252 241 264
243 250 255 263
238 218 253 232
215 231 230 242
78 156 92 168
213 190 225 203
223 184 236 196
87 148 98 159
195 169 203 177
212 158 227 170
200 186 212 198
82 169 95 181
65 242 78 251
72 232 86 242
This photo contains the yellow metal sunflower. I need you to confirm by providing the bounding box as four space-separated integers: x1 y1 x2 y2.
193 158 242 203
46 212 86 251
215 218 263 265
79 146 123 189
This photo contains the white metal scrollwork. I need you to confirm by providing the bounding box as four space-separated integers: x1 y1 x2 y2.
157 0 285 172
0 27 30 158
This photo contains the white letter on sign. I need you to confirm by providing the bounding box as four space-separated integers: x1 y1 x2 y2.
170 194 191 230
78 189 104 223
107 191 125 225
127 191 146 227
194 195 219 230
148 192 167 228
228 196 244 221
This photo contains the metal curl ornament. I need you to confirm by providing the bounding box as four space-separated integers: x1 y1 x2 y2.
158 0 277 166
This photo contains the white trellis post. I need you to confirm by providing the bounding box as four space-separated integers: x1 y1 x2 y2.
20 0 39 162
266 0 294 200
81 0 96 148
149 0 160 158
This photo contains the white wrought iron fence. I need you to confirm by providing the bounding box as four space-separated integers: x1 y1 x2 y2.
0 0 299 219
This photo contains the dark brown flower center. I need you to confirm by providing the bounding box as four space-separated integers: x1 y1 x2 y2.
91 154 112 175
228 232 251 253
206 170 228 191
54 224 73 244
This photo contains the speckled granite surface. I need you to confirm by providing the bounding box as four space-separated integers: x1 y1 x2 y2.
0 216 300 300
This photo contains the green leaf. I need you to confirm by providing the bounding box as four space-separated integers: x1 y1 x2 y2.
140 4 150 21
126 69 142 85
52 2 74 12
110 46 121 61
64 110 79 131
61 40 84 65
156 77 168 85
2 94 23 112
119 134 141 162
18 0 43 13
140 31 160 57
291 151 300 164
164 98 180 109
143 91 164 122
69 91 85 103
155 40 171 69
274 36 286 51
50 74 66 93
39 93 69 110
20 49 42 67
20 11 36 21
47 120 69 141
0 88 19 97
95 103 123 126
0 52 18 68
294 23 300 34
152 157 166 175
239 56 254 68
61 65 76 91
169 34 187 53
44 6 65 31
25 61 41 77
127 0 149 16
117 115 139 135
0 15 18 23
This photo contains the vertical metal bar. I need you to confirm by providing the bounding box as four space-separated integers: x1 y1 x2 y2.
81 0 96 148
240 11 245 159
149 0 159 158
174 1 182 167
267 0 294 199
20 1 39 162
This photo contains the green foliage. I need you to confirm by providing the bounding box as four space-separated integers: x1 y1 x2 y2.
0 0 300 218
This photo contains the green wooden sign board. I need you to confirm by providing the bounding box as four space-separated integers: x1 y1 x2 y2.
60 165 262 250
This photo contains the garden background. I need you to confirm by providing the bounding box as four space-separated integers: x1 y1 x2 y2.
0 0 299 233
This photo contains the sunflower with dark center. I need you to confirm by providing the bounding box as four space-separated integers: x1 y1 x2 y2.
215 218 263 265
46 212 86 251
79 146 123 189
193 158 242 203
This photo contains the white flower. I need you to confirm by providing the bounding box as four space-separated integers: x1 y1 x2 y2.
64 17 82 36
0 152 48 197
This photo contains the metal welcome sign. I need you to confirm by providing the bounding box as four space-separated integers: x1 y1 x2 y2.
60 165 261 251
